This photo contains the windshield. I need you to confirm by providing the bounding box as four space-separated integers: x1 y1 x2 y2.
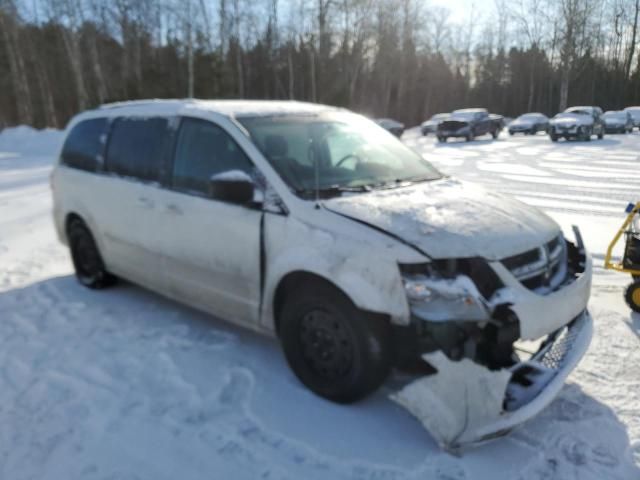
239 112 442 197
451 111 478 120
431 114 449 121
603 112 625 119
565 109 590 116
518 114 541 121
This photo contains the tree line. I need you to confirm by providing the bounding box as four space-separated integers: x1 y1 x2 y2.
1 0 640 130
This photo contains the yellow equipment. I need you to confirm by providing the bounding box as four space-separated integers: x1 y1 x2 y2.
604 201 640 312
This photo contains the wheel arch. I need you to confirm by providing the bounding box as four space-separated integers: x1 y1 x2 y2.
65 211 86 232
269 268 403 335
272 271 351 334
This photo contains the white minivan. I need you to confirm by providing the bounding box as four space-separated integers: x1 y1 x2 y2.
52 100 593 448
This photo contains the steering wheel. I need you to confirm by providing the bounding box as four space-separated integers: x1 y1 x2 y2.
336 154 362 168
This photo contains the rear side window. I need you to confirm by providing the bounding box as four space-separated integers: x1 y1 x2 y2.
60 118 108 172
105 117 170 183
172 117 253 195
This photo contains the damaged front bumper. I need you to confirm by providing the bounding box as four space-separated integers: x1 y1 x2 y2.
392 309 592 450
392 231 593 450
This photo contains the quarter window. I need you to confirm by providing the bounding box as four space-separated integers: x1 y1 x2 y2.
105 117 170 183
172 118 253 195
60 118 108 172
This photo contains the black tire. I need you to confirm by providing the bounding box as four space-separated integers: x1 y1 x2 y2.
68 219 117 289
491 129 498 139
625 281 640 313
278 283 392 403
465 132 474 142
437 136 446 143
550 132 558 142
597 128 604 140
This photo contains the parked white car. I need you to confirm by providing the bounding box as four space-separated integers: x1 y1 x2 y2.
52 100 593 449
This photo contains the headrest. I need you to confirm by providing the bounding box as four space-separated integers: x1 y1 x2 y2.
264 134 288 157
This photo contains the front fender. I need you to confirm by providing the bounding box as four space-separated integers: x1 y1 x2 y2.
260 214 413 331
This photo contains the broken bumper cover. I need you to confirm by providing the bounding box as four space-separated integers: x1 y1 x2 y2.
391 309 593 450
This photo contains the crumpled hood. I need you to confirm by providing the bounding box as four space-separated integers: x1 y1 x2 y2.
324 179 560 260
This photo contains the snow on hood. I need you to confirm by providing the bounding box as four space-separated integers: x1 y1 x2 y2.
510 118 534 126
550 114 593 127
603 117 624 124
324 179 560 260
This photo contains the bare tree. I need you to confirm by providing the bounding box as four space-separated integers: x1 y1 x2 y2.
556 0 598 111
508 0 548 111
0 2 33 124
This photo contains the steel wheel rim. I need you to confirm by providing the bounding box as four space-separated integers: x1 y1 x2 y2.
74 235 100 279
299 309 354 380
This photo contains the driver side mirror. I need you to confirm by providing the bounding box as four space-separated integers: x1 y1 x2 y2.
209 170 258 206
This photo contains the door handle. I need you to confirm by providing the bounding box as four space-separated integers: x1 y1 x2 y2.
165 204 183 215
137 196 154 208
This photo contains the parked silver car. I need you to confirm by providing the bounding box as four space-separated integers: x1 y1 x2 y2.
549 106 605 141
624 106 640 130
421 113 449 135
602 110 633 134
508 113 549 135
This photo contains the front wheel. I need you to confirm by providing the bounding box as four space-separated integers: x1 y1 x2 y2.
437 136 446 143
625 281 640 313
597 128 604 140
278 284 392 403
550 132 558 142
491 130 498 139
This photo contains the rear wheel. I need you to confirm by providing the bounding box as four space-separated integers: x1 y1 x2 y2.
68 219 117 289
625 281 640 313
465 132 474 142
491 129 498 139
550 132 558 142
437 136 446 143
278 283 392 403
597 128 604 140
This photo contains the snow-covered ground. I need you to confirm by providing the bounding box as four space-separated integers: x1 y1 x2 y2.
1 125 639 479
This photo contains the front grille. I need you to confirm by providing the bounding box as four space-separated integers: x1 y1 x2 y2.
533 317 582 370
502 249 539 271
537 322 581 369
501 235 567 292
439 120 467 131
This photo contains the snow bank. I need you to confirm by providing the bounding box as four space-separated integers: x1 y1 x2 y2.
0 125 63 156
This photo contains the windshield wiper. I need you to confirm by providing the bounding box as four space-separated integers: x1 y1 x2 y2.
367 175 441 190
295 184 371 199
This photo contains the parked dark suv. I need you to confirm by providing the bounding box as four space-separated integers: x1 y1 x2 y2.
437 108 503 142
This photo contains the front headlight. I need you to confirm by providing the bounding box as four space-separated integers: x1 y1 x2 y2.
404 278 435 302
401 273 491 322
